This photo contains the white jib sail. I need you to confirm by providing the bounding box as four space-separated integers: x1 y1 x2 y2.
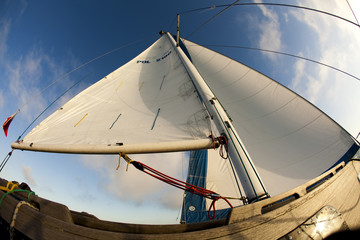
206 148 244 209
12 35 214 154
182 39 358 196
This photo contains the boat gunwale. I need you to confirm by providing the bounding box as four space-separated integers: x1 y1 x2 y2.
228 160 348 224
0 159 359 239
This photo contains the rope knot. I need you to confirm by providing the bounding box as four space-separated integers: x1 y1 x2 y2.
209 193 220 200
217 135 229 159
217 135 227 145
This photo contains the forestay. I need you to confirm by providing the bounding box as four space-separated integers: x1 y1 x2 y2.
12 36 213 154
182 39 359 196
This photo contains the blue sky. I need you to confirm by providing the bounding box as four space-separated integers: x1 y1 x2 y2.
0 0 360 224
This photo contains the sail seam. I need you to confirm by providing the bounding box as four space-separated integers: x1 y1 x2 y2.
248 113 323 146
151 108 161 130
238 95 297 122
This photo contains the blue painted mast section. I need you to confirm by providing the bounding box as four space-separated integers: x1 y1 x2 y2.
181 150 231 223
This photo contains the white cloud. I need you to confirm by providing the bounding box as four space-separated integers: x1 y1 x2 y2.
0 0 28 62
0 91 4 109
6 51 46 120
290 55 306 90
288 0 360 136
255 0 283 60
0 19 10 62
4 47 76 123
81 152 188 210
73 176 97 203
24 51 43 80
21 165 37 187
19 0 28 17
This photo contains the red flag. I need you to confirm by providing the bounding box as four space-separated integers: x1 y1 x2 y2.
3 111 19 137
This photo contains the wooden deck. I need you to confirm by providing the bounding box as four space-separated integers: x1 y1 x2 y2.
1 160 359 239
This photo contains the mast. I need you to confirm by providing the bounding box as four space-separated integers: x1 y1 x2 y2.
176 14 180 47
167 32 268 201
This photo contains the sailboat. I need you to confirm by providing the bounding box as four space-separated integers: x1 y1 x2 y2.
1 15 360 239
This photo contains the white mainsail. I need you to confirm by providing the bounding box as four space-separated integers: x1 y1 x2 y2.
205 148 244 210
12 36 214 154
11 33 359 200
182 39 358 195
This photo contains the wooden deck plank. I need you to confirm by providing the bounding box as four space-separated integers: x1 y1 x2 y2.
0 161 359 239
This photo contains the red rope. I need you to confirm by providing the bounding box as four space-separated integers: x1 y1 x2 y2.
209 132 229 159
208 196 233 219
130 160 233 219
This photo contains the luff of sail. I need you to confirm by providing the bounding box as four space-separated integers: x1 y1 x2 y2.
167 32 267 201
12 35 215 154
182 39 359 196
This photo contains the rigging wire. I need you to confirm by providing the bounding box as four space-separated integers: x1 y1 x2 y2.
16 71 93 141
17 39 145 112
0 150 13 172
166 15 178 34
181 3 360 29
13 38 150 140
203 44 360 82
179 2 360 82
346 0 360 26
0 38 149 172
186 0 242 38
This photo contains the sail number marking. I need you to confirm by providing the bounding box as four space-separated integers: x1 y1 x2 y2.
136 50 172 64
137 60 150 64
156 50 171 62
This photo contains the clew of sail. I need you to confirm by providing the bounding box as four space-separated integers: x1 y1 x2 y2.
182 39 359 196
12 36 214 154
